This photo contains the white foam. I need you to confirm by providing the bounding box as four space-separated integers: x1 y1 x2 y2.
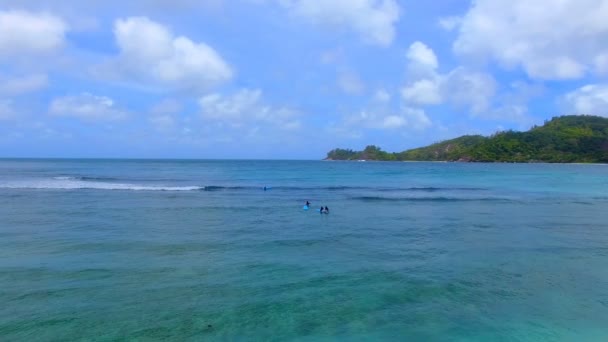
0 179 202 191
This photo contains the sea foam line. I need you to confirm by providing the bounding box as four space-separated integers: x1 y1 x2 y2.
1 179 202 191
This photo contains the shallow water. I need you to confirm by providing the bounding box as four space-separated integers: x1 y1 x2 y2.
1 159 608 340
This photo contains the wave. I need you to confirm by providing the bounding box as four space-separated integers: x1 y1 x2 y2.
2 179 202 191
202 185 253 191
243 186 487 192
52 176 75 180
53 176 123 181
402 187 488 192
53 176 182 182
350 196 513 203
2 178 490 193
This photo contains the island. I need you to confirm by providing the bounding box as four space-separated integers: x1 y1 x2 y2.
325 115 608 163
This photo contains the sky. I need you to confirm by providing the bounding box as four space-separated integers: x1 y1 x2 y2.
1 0 608 159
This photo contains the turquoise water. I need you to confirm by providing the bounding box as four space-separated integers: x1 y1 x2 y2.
1 159 608 340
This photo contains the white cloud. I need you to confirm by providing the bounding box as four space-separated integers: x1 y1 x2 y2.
442 67 496 114
438 16 461 31
277 0 400 46
49 93 127 121
0 100 16 120
380 115 406 129
485 105 529 122
199 89 301 130
200 89 261 120
401 107 432 130
405 41 439 80
343 107 431 131
99 17 232 92
0 10 68 58
373 89 391 102
338 71 365 95
401 78 442 105
376 108 431 130
401 42 496 114
0 74 48 96
453 0 608 80
406 41 438 71
562 84 608 116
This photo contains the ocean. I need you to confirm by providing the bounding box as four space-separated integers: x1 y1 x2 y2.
1 159 608 340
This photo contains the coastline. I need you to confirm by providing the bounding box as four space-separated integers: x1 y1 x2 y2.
323 158 608 165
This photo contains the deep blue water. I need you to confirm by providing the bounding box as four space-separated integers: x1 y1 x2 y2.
1 159 608 340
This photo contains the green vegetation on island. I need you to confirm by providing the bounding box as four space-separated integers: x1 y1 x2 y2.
326 115 608 163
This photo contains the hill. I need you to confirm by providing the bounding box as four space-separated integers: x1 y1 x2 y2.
325 115 608 163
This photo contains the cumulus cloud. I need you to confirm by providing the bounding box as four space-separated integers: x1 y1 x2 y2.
400 107 432 130
453 0 608 80
343 107 431 131
380 115 406 129
98 17 233 92
200 89 261 120
438 16 461 31
405 41 440 81
0 74 48 96
406 41 438 71
562 84 608 116
373 89 391 102
0 10 68 58
401 41 496 113
484 105 530 123
199 89 301 130
49 93 128 121
401 78 442 105
442 67 496 114
277 0 400 46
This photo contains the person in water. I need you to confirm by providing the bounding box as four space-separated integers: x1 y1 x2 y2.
324 206 329 214
320 206 324 214
306 201 310 206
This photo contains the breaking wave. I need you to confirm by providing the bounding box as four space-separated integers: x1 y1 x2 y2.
1 179 202 191
350 196 514 203
1 178 491 193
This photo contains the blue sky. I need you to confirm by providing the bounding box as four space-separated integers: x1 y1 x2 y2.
1 0 607 159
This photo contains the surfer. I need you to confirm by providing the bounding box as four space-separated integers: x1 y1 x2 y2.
324 206 329 214
306 201 310 206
